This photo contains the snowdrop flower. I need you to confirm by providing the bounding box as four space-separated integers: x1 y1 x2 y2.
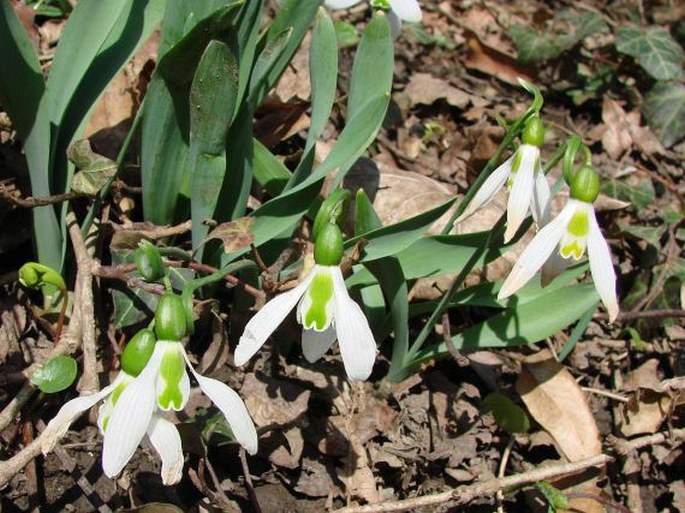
102 294 258 480
498 165 619 321
325 0 422 35
41 330 185 485
455 117 551 243
235 224 377 380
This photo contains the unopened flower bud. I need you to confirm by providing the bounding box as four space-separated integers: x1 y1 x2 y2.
135 241 165 281
120 329 156 376
314 223 344 266
521 117 545 147
154 294 188 341
312 188 350 240
570 165 600 204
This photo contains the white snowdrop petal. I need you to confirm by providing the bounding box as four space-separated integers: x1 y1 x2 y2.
331 268 377 380
587 208 619 322
499 201 577 299
41 378 120 454
504 145 537 243
455 156 512 224
302 326 337 363
189 366 259 455
147 416 184 485
325 0 363 8
390 0 422 22
101 345 163 478
234 272 314 366
531 165 551 227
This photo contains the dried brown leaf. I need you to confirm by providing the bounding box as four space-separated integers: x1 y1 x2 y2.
404 73 471 109
464 29 536 85
516 350 602 461
205 216 255 254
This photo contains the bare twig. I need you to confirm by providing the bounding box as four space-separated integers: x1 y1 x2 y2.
596 309 685 322
332 429 685 513
239 448 262 513
66 212 98 395
0 181 87 208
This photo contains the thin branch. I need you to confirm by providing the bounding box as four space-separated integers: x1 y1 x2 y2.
332 429 685 513
66 212 98 395
0 181 87 208
240 448 263 513
596 309 685 322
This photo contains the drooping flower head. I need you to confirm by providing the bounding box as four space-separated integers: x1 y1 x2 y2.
455 116 551 243
498 165 619 321
102 294 258 479
42 295 258 485
235 223 378 380
41 329 184 485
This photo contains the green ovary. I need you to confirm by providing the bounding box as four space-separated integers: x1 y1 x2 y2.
303 272 334 331
157 346 186 410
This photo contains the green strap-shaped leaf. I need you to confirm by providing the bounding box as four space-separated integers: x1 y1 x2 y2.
307 7 338 151
0 2 60 273
365 258 409 383
248 0 321 109
190 39 239 254
409 283 600 368
346 11 393 121
253 138 292 195
141 1 241 225
616 25 685 81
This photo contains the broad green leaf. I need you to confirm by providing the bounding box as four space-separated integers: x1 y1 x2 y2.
509 24 564 64
68 139 117 195
31 355 78 393
620 223 667 246
354 188 383 236
0 1 44 139
308 8 338 151
347 11 393 121
600 173 655 208
49 0 166 196
248 0 320 108
483 392 530 434
111 249 195 328
642 81 685 148
410 283 600 365
253 138 292 195
616 26 685 81
0 2 60 272
350 199 455 262
189 39 239 254
364 258 409 383
334 20 359 48
245 94 390 251
142 1 241 224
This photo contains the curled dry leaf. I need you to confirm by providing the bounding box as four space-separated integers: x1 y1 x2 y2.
516 350 602 462
600 96 665 159
617 360 684 436
463 29 536 86
204 216 255 253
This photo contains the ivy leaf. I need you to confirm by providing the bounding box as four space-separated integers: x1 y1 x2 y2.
616 26 685 81
509 24 563 63
31 355 78 393
67 139 117 196
642 81 685 147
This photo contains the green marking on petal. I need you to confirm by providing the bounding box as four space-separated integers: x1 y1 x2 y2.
303 271 334 331
101 381 129 432
157 345 186 410
566 209 589 237
560 240 584 260
506 150 523 189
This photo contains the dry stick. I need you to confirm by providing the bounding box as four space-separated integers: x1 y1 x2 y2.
239 448 263 513
598 309 685 322
0 182 87 208
332 429 685 513
66 212 98 395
